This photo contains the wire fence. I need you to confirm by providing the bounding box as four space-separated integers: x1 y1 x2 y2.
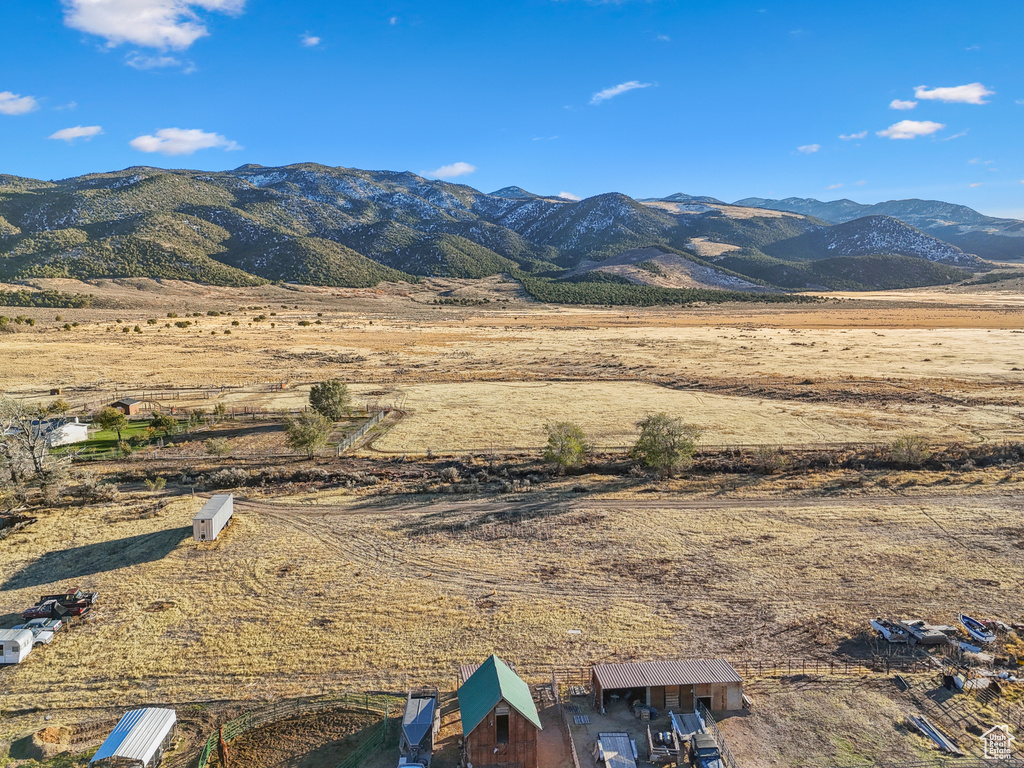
196 692 401 768
336 409 389 454
551 670 584 768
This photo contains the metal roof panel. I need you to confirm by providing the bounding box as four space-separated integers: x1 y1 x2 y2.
593 660 742 690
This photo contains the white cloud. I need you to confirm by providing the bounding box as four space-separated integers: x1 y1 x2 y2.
62 0 247 50
969 158 994 165
914 82 993 105
854 180 867 186
590 80 653 105
130 127 241 155
126 52 185 69
655 34 671 42
877 120 945 139
941 129 969 141
389 15 398 25
839 131 867 140
968 182 984 187
889 99 917 110
300 33 320 47
826 183 844 190
796 144 821 154
49 125 103 142
0 91 39 115
1017 99 1024 106
557 192 582 201
55 100 78 111
423 161 476 179
532 136 559 141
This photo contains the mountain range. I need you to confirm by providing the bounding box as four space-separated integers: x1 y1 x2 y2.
0 163 1017 297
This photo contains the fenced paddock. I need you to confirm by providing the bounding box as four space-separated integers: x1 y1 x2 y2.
196 692 402 768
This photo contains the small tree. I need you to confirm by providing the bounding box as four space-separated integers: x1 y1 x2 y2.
543 422 590 470
309 380 352 421
631 413 702 476
150 412 177 436
890 435 931 467
94 406 129 442
47 398 72 417
285 411 332 458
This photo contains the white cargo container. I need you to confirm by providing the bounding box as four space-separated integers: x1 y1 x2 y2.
0 628 34 664
192 494 233 542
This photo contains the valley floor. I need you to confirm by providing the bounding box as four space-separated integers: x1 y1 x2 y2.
1 277 1023 767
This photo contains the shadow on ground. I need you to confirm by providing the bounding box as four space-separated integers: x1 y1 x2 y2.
1 526 192 591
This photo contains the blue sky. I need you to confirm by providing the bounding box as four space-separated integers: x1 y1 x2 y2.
1 0 1022 217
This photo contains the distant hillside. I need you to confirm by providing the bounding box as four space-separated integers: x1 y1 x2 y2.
0 163 992 297
763 215 985 269
735 195 1024 262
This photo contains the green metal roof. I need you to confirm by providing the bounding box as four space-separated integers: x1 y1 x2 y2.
458 655 542 736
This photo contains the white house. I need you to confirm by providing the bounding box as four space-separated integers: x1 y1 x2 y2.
43 417 89 447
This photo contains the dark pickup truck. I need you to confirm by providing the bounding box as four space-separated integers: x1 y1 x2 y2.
22 587 98 620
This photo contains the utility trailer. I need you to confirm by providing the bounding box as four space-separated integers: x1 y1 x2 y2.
398 687 441 768
0 628 34 664
193 494 234 542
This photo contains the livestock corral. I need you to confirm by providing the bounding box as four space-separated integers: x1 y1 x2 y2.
1 277 1024 768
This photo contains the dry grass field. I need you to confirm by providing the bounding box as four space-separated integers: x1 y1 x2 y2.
1 482 1022 713
2 277 1024 766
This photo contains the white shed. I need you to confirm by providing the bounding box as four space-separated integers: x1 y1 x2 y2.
0 628 34 664
193 494 233 542
90 708 177 768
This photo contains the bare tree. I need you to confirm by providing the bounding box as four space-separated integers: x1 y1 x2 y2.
0 396 71 502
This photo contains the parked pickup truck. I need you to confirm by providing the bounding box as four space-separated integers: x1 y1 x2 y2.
12 620 58 647
22 587 98 619
690 734 723 768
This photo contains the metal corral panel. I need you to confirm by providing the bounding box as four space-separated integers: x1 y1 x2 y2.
90 708 176 766
0 628 34 664
403 696 437 748
593 660 742 691
192 494 233 542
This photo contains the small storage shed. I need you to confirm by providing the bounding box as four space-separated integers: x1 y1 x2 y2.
459 655 542 768
111 398 141 416
0 628 34 664
592 659 743 713
192 494 233 541
91 708 176 768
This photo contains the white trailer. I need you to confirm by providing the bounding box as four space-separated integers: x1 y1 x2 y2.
192 494 233 542
0 628 34 664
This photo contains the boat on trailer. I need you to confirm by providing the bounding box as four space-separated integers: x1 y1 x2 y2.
959 613 996 644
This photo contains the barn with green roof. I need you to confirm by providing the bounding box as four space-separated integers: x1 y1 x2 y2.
458 655 541 768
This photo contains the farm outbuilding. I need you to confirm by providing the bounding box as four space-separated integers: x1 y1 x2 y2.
192 494 233 541
592 659 743 713
111 398 141 416
0 628 34 664
458 655 542 768
90 708 176 768
41 417 89 447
